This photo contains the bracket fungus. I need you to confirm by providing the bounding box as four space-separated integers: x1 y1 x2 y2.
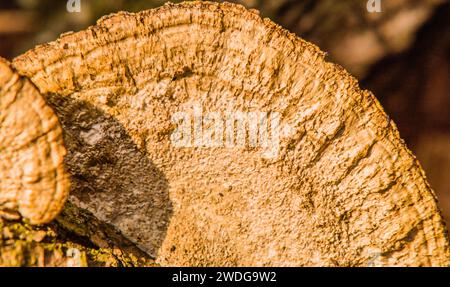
11 2 450 266
0 58 69 225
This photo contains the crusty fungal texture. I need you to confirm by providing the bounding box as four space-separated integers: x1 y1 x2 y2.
0 58 69 225
13 1 450 266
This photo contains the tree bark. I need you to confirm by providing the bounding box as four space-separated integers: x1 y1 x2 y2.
0 201 156 266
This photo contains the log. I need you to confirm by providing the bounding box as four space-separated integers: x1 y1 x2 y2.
8 1 450 266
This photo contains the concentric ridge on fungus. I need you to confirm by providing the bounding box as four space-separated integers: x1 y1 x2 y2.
0 57 69 224
12 1 450 266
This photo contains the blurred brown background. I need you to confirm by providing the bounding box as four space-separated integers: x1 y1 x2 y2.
1 0 449 230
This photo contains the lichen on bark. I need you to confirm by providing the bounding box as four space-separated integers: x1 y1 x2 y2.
0 201 156 267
